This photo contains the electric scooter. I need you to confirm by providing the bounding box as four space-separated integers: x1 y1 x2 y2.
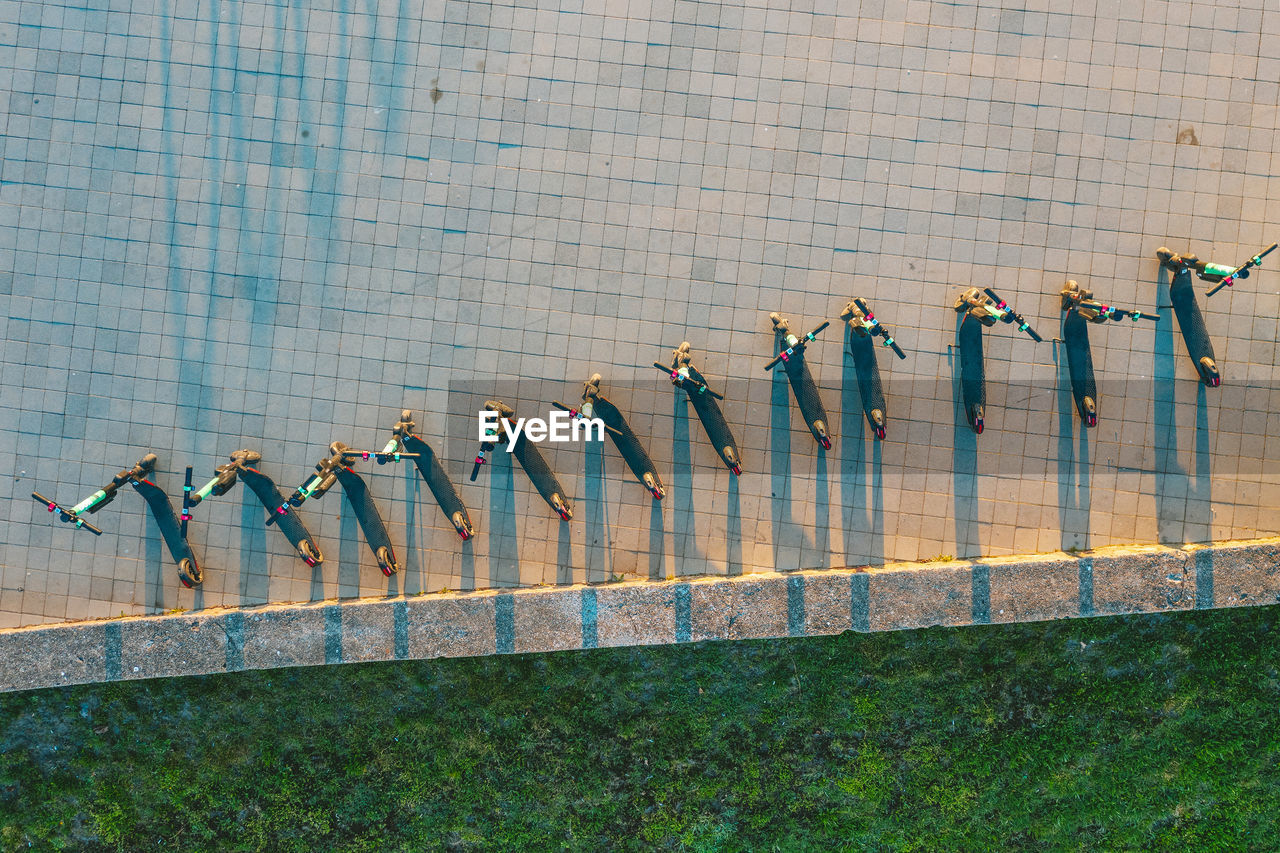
840 298 907 439
186 450 324 567
554 374 666 499
952 287 1042 434
1059 280 1158 426
765 313 833 449
655 342 742 475
472 400 574 521
1155 248 1223 386
279 441 401 576
381 410 474 540
33 454 204 588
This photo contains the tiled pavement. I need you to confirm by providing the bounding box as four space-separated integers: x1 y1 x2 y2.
1 0 1279 627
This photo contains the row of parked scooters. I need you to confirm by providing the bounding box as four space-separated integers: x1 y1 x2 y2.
30 243 1274 588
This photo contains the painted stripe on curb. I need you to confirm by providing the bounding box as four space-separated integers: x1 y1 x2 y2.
225 612 245 672
674 584 691 642
787 575 805 637
393 601 409 660
1195 550 1214 609
324 606 343 664
1078 557 1094 617
581 588 598 649
495 594 515 654
971 564 990 625
851 572 870 632
104 623 122 681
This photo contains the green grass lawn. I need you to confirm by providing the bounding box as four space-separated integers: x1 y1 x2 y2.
3 605 1279 851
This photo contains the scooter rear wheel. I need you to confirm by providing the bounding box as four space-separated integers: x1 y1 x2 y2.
177 558 202 588
299 539 321 567
375 546 396 577
1198 357 1221 387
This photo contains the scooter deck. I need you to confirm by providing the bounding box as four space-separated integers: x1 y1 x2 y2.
238 464 324 565
130 478 201 583
1169 267 1219 385
1062 310 1098 425
402 434 474 538
684 365 742 471
592 394 665 496
331 467 398 575
957 314 986 432
782 351 832 448
510 434 573 519
849 332 888 437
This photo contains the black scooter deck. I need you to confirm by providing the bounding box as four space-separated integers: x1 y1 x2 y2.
238 465 324 566
510 435 573 520
592 394 665 498
131 478 203 587
782 352 832 449
402 434 474 539
1169 267 1220 386
958 314 986 433
332 467 398 576
684 365 742 473
849 332 888 439
1062 310 1098 426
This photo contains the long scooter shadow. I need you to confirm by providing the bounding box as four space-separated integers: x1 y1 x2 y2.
726 473 742 576
770 367 798 570
144 513 166 613
240 498 270 605
583 439 608 584
813 447 831 570
950 319 980 559
1153 266 1191 544
487 456 520 588
1054 335 1091 550
556 518 573 584
337 503 361 598
459 540 476 593
670 392 697 574
401 474 422 595
648 500 666 580
1188 384 1214 543
840 330 874 566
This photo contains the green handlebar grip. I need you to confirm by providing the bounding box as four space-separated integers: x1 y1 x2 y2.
298 474 322 499
194 479 219 502
71 489 108 515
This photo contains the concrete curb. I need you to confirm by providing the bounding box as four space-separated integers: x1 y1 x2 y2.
4 538 1280 693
